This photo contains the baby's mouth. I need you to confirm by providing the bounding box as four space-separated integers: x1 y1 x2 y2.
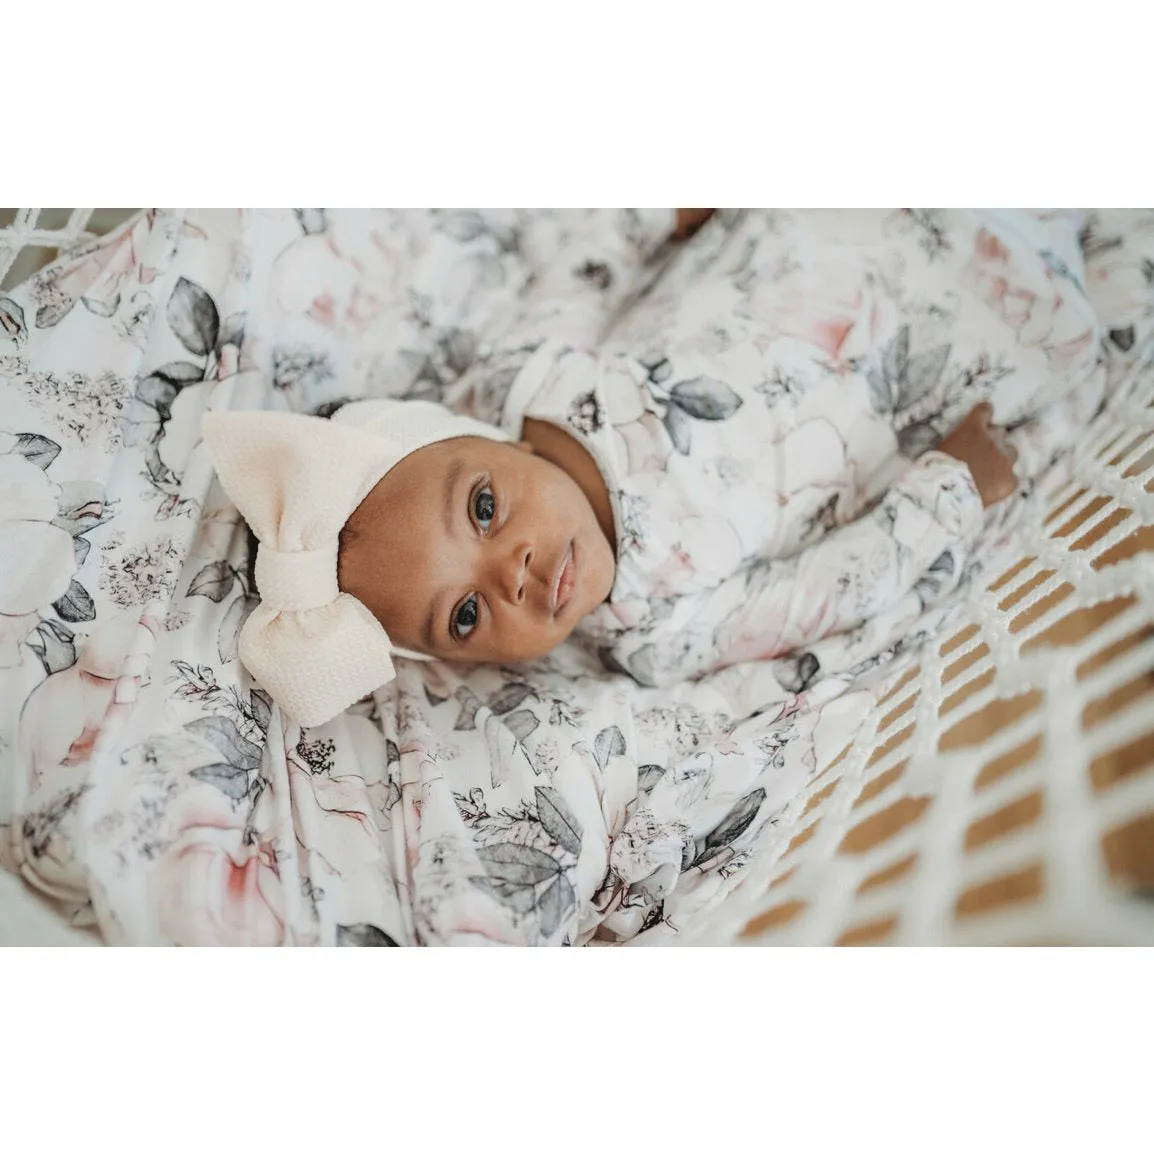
552 542 576 616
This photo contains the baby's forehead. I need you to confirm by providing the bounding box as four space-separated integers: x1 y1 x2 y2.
343 443 458 553
398 434 505 483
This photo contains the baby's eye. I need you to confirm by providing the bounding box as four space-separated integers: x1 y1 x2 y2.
473 486 496 532
453 596 479 640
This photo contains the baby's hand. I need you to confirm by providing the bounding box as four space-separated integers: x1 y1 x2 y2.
935 403 1019 508
674 209 714 239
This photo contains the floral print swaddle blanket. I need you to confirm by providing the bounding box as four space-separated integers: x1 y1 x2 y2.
2 207 1148 944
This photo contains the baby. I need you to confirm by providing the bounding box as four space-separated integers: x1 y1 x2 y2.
205 208 1091 728
334 399 1014 671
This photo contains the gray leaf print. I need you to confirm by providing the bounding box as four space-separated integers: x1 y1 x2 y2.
535 786 583 858
187 560 237 603
34 283 74 329
454 686 484 731
52 579 96 623
628 644 660 686
0 296 28 346
136 374 180 417
167 277 220 358
488 683 535 715
505 708 540 743
642 355 672 385
470 843 564 917
669 376 744 421
538 873 576 939
597 647 633 678
866 362 893 415
472 876 538 915
250 689 272 735
187 715 263 772
896 420 940 459
190 762 252 802
637 764 665 795
153 360 206 383
928 550 956 576
776 651 820 693
693 787 767 866
663 403 693 454
593 725 627 772
82 294 120 319
474 842 560 887
899 343 951 409
884 324 910 385
217 311 247 353
12 432 61 471
337 923 400 947
26 619 76 676
218 594 259 663
1109 326 1135 352
868 325 913 414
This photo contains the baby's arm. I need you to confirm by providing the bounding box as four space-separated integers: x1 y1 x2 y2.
710 406 1020 670
447 210 708 426
688 407 1015 683
604 449 989 689
713 452 986 671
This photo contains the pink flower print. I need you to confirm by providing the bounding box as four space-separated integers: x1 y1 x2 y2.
756 261 902 365
286 742 384 872
150 788 285 947
613 411 671 477
721 591 839 667
36 211 160 325
964 228 1096 372
272 221 402 340
18 630 149 791
647 547 697 599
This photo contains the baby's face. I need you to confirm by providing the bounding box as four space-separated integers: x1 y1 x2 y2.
338 436 616 665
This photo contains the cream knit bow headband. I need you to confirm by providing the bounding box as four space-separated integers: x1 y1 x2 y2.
201 399 511 728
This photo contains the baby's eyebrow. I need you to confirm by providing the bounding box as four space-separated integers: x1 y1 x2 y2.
442 457 466 537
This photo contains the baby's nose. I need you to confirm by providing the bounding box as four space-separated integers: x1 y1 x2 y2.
501 543 532 605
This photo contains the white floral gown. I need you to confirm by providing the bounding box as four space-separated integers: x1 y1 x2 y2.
448 209 1106 690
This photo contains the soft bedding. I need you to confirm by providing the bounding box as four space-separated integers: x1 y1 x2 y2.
1 207 1149 945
